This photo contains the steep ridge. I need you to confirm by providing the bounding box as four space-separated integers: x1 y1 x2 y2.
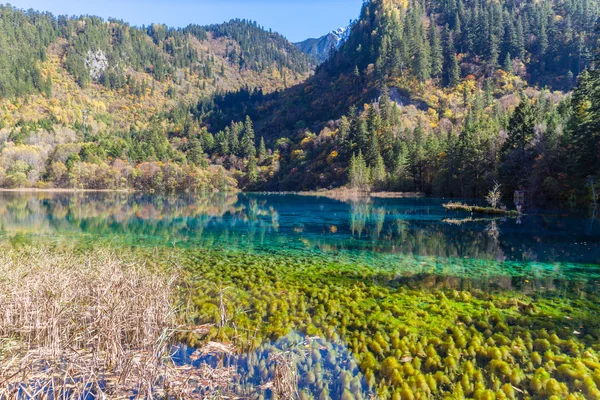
203 0 600 196
210 0 599 138
294 28 347 63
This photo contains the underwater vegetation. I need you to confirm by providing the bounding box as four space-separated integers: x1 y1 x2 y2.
167 246 600 399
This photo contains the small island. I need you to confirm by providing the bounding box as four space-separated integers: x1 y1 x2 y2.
443 183 521 217
442 201 520 217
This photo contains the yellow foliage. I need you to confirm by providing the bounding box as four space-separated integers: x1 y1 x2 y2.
300 137 313 147
291 149 305 161
327 151 338 164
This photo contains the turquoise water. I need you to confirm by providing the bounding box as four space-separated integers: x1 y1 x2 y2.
3 192 600 398
1 191 599 279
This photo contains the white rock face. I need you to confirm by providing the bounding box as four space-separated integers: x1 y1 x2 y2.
331 27 348 49
294 27 349 64
85 49 109 81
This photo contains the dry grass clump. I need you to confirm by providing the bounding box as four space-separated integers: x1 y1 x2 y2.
0 247 220 399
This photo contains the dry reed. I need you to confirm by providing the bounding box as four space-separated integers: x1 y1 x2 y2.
0 247 228 399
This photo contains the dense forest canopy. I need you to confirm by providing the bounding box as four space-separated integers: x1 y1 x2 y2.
0 0 599 203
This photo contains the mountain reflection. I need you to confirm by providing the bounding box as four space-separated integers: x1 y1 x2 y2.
0 192 599 269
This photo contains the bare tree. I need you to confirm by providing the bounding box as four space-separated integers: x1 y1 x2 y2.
486 181 502 209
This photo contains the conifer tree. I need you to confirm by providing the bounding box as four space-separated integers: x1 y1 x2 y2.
338 116 352 158
367 105 383 136
246 156 259 184
215 130 230 155
430 23 444 78
187 138 204 165
366 132 381 166
241 116 256 158
354 117 369 153
372 154 387 189
227 124 240 156
503 95 535 157
503 52 513 74
258 136 267 159
379 86 392 124
443 27 461 87
348 151 371 189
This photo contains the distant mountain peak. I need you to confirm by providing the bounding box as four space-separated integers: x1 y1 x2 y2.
294 27 348 64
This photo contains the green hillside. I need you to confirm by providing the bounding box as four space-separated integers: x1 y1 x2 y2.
202 0 600 201
0 5 315 191
0 0 599 203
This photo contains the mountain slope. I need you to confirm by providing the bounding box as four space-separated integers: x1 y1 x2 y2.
0 5 315 191
210 0 599 139
294 28 347 63
1 0 599 200
0 6 315 130
202 0 600 196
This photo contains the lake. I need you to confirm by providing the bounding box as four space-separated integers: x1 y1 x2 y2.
2 191 600 398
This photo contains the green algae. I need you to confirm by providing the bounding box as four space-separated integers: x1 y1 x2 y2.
154 246 600 399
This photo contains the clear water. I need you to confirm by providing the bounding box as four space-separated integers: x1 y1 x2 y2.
3 192 600 398
1 191 599 274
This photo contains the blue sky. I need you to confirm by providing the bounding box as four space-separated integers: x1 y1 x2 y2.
5 0 363 42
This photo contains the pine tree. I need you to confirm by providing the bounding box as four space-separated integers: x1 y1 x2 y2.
392 141 409 189
414 32 432 82
443 27 461 87
429 23 444 78
515 17 525 59
338 116 352 158
241 116 256 158
348 151 371 190
372 154 387 189
226 124 240 156
488 34 500 67
448 53 461 87
500 94 536 191
381 126 395 166
503 52 513 74
367 105 383 136
503 95 535 156
379 86 392 124
216 130 230 155
354 117 369 154
258 136 267 159
366 132 380 166
246 156 259 184
187 138 204 165
410 125 426 190
567 67 600 182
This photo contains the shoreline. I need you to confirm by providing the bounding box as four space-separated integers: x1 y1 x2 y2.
0 187 425 198
0 188 134 193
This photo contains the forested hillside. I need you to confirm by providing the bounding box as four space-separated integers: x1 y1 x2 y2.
0 5 314 191
202 0 600 202
0 0 599 202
